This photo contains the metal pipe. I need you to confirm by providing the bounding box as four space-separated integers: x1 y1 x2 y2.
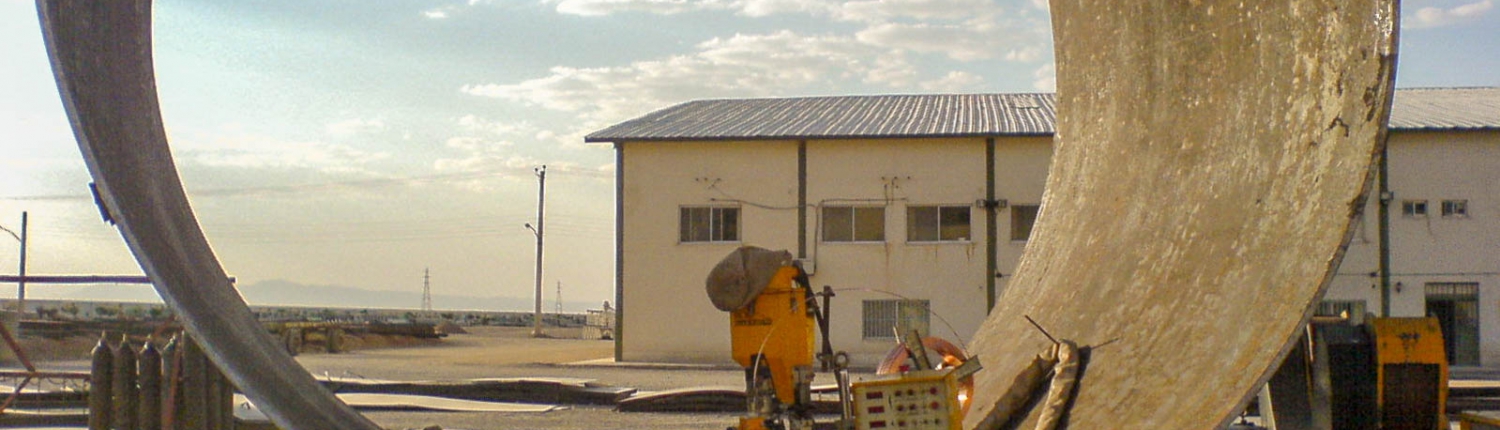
985 138 998 311
1378 142 1393 317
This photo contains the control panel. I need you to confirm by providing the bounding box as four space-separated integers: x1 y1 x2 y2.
851 371 961 430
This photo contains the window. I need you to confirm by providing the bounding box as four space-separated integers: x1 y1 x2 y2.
907 205 970 242
679 206 739 243
1442 200 1468 218
822 206 885 242
862 299 930 340
1011 205 1040 241
1402 200 1428 217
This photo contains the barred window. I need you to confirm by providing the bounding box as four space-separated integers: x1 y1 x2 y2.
862 299 930 340
680 206 740 243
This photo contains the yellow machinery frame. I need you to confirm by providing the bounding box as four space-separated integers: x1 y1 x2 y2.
730 266 815 406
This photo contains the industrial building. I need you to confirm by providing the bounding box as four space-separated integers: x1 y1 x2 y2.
587 87 1500 367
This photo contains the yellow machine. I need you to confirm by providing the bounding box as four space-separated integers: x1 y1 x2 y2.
1371 317 1448 430
709 247 974 430
1258 316 1449 430
729 265 817 430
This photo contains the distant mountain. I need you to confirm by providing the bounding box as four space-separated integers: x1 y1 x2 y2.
36 279 605 313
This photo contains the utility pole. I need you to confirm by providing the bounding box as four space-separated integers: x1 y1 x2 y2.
555 281 562 315
1 212 27 315
421 268 432 313
16 212 25 316
526 165 547 337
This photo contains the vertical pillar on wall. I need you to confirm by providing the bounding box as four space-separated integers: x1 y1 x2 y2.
614 143 626 362
1378 139 1392 317
798 140 808 259
985 138 998 312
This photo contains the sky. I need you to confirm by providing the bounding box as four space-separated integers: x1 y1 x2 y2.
1 0 1497 312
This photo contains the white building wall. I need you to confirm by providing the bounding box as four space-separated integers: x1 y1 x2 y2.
804 138 990 366
992 137 1054 301
1326 130 1500 366
619 140 799 364
619 130 1498 367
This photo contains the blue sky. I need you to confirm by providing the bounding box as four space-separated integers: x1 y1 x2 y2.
1 0 1497 311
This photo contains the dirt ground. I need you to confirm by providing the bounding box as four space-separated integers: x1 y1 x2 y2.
294 326 758 430
5 326 808 429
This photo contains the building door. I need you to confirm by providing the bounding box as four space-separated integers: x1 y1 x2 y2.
1425 282 1480 366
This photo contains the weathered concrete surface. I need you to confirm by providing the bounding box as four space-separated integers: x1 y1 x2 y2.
35 1 380 429
963 1 1398 429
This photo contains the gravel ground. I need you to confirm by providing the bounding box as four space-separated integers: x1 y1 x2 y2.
293 326 819 430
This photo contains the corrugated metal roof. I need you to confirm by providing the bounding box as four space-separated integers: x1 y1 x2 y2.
585 93 1056 142
586 88 1499 142
1389 87 1500 130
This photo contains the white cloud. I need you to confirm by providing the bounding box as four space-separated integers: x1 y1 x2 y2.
553 0 734 16
734 0 841 17
1031 63 1055 92
178 132 391 175
325 118 386 137
422 9 450 19
434 153 539 174
836 0 1001 22
457 114 534 136
547 0 1007 22
856 16 1046 62
864 52 920 87
919 71 984 92
1407 0 1493 29
463 30 894 125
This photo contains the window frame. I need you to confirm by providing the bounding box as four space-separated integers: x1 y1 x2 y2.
905 204 972 243
1401 200 1428 218
678 205 741 244
1441 199 1468 218
821 205 886 243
